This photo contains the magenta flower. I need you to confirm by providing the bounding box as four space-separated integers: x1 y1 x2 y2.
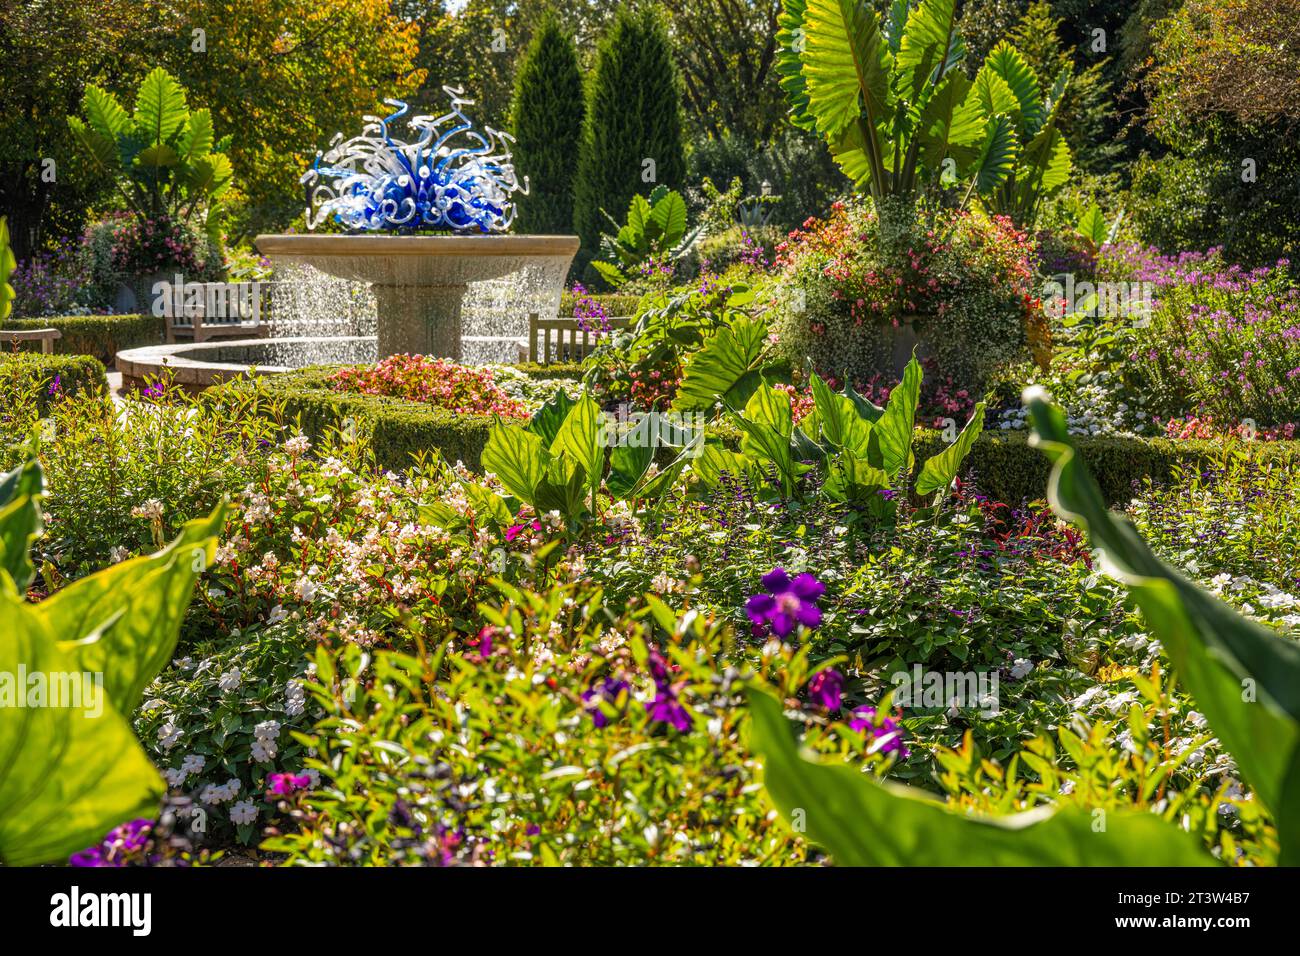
69 818 153 867
808 668 843 711
267 773 312 797
746 568 825 637
644 647 692 732
848 705 910 759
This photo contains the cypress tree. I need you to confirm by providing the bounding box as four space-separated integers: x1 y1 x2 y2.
509 15 585 235
573 6 686 255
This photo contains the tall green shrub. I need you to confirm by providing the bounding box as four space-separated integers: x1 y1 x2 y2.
510 17 585 235
573 7 687 255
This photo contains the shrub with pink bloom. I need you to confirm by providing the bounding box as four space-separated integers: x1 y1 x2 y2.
329 354 528 418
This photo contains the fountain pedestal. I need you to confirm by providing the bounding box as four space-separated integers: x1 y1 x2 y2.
254 234 580 362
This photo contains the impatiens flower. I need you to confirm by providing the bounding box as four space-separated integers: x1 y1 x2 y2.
267 772 312 797
582 676 630 727
848 705 910 759
229 799 258 826
746 568 825 638
808 668 843 711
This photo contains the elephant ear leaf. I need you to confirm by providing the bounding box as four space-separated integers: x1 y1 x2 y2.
0 456 44 593
673 316 767 413
36 505 225 713
866 355 921 479
777 0 816 131
915 402 985 498
528 389 577 448
747 687 1215 866
482 422 547 507
1025 386 1300 866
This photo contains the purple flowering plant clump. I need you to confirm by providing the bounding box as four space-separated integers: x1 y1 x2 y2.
746 568 825 638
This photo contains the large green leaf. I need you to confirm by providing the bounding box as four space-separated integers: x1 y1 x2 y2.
984 42 1043 133
916 72 982 171
527 389 577 450
1076 203 1107 248
896 0 960 102
971 65 1019 120
777 0 816 130
36 507 224 713
802 0 891 138
551 394 607 509
649 190 687 249
83 84 131 141
865 355 921 479
915 402 985 497
726 384 807 497
1025 387 1300 865
747 687 1216 866
482 423 547 507
132 66 188 146
966 113 1018 192
672 316 768 413
810 372 872 456
1014 121 1071 208
0 217 14 322
0 603 163 867
66 117 121 179
177 108 214 165
184 152 234 200
0 457 46 594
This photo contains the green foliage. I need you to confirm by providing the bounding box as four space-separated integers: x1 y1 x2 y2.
573 7 687 255
68 66 233 244
1025 387 1300 865
1 313 163 364
510 16 585 235
0 451 222 866
0 352 107 414
747 686 1215 865
0 218 15 322
592 186 701 289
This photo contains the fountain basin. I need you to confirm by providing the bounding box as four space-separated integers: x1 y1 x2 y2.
117 337 378 392
254 234 579 361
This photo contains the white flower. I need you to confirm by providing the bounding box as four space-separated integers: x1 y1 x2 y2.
254 719 281 742
157 722 182 751
163 767 188 787
218 667 242 692
283 434 312 457
250 740 277 763
229 799 258 826
109 545 130 564
131 499 165 521
285 680 306 718
1009 658 1034 680
294 576 318 603
266 605 289 625
180 754 205 775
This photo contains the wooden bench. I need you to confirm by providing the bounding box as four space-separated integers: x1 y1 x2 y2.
526 312 631 364
160 280 274 344
3 327 62 354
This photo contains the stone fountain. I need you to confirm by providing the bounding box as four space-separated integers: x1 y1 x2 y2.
118 88 580 387
253 232 578 361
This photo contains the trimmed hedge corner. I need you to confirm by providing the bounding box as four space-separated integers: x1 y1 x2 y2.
910 429 1300 506
0 352 109 412
1 314 165 365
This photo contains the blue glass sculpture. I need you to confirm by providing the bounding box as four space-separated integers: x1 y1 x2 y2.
301 86 527 234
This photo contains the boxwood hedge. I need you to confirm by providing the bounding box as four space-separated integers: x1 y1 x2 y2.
1 314 164 364
233 367 1300 503
0 352 108 412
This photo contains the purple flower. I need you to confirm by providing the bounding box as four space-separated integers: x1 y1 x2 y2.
848 706 910 759
746 568 825 637
47 374 61 396
142 381 165 399
69 818 153 867
808 668 843 711
644 646 692 731
582 676 630 727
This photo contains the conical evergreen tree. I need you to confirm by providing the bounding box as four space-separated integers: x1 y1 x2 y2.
509 15 585 235
572 6 686 255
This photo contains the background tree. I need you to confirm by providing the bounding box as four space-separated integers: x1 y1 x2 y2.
0 0 168 261
510 16 586 235
155 0 424 238
573 6 686 257
662 0 785 145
